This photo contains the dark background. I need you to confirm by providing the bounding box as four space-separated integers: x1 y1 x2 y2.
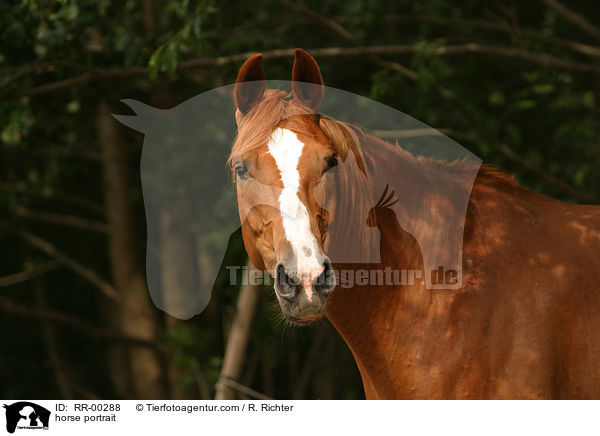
1 0 598 400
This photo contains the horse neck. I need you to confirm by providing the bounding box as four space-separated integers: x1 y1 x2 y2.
325 213 430 357
325 145 478 396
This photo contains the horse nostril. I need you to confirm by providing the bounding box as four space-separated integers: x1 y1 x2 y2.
313 258 336 296
276 262 301 301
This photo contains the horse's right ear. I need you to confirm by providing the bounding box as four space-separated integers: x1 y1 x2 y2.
234 54 266 118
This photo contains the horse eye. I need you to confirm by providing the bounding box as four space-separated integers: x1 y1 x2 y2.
325 154 338 171
235 165 248 180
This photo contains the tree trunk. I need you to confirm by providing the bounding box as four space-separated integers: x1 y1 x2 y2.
33 277 74 399
97 100 165 399
214 261 262 399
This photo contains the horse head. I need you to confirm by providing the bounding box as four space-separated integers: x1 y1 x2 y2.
231 49 355 324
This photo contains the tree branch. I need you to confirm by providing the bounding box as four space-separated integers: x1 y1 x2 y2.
20 72 93 97
14 205 108 233
0 295 166 353
217 376 273 400
538 0 600 41
10 41 600 98
0 261 61 287
372 128 453 138
21 231 120 301
0 182 104 214
369 14 600 57
440 130 595 202
426 43 600 73
278 0 359 45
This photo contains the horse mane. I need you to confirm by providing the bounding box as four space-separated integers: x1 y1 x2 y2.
476 164 518 185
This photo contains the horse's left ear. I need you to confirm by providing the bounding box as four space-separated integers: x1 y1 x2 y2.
292 48 324 111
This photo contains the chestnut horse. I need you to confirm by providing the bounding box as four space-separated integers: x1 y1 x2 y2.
230 49 600 399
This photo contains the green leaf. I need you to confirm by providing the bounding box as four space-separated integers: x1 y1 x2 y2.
66 100 80 114
429 56 451 79
148 45 165 80
573 167 587 186
417 66 435 91
162 43 179 76
489 91 506 106
515 99 537 110
533 84 554 95
583 91 595 108
523 71 540 82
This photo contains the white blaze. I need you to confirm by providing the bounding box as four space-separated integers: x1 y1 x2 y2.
267 128 324 298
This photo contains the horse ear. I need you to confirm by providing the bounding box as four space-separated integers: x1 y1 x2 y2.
234 54 266 116
292 48 324 111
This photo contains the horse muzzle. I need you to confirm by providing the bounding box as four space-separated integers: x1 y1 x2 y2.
274 257 336 324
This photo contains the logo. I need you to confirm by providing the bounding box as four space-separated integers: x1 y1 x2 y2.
3 402 50 434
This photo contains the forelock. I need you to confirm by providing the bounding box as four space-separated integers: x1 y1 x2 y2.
229 89 314 165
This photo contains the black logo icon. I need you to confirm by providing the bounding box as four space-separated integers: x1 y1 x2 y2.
3 402 50 434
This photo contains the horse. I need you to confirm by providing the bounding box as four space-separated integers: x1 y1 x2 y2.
229 48 600 399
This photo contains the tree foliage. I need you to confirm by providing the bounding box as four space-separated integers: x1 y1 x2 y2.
1 0 598 399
